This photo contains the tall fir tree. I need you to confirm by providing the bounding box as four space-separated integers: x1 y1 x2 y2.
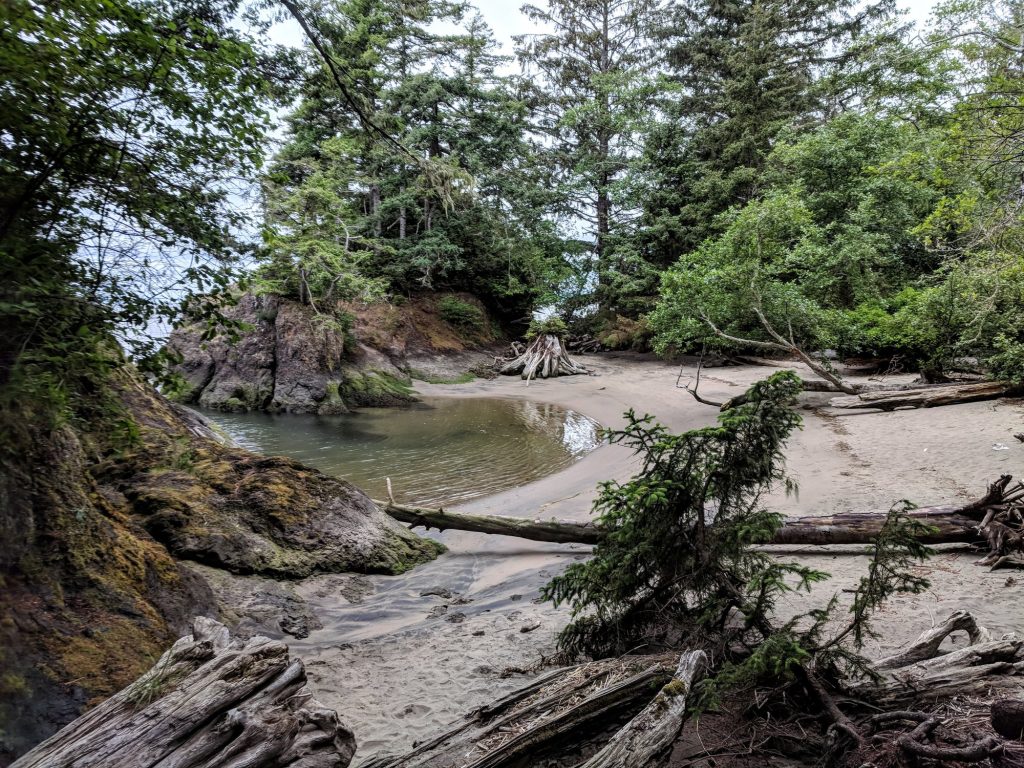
515 0 662 315
641 0 898 268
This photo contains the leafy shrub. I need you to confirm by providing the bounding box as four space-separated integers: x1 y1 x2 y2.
988 334 1024 383
526 316 568 338
438 297 484 329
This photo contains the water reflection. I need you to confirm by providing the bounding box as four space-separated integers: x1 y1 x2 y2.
199 397 601 507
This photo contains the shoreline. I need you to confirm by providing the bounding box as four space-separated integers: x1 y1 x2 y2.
287 353 1024 764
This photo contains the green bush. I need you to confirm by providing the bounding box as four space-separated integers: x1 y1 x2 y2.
438 297 484 329
526 316 568 338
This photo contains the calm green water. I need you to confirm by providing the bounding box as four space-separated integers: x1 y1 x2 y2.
200 397 600 507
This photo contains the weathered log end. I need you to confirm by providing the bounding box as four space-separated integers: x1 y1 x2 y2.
993 699 1024 741
12 618 355 768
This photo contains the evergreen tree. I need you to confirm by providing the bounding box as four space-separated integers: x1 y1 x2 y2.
515 0 662 314
641 0 899 267
262 1 566 322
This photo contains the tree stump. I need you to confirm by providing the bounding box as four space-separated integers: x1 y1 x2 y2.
497 333 589 381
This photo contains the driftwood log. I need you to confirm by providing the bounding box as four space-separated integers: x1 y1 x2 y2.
377 475 1018 548
12 617 354 768
497 333 589 381
360 654 682 768
829 380 1016 410
859 611 1024 710
577 650 707 768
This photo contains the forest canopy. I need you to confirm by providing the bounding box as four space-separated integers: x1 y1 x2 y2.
2 0 1024 418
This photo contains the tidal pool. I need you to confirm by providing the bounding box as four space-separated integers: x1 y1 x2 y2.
201 396 601 507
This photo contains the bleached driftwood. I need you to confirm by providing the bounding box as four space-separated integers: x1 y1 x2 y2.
577 650 707 768
12 617 354 768
497 333 589 381
829 381 1015 410
860 612 1024 709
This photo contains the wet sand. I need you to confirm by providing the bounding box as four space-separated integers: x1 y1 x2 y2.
289 353 1024 763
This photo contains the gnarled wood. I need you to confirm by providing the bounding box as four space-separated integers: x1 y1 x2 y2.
577 650 707 768
361 655 679 768
12 617 354 768
829 381 1015 410
874 610 993 670
857 612 1024 708
497 333 589 381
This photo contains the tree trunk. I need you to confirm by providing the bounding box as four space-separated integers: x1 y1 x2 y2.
11 618 355 768
374 500 603 544
829 381 1016 410
497 334 589 381
377 502 979 547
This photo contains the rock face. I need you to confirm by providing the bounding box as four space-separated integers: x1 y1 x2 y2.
167 292 503 413
168 294 416 414
0 370 441 764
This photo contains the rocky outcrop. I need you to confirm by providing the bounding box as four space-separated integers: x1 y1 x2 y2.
167 292 502 413
167 294 416 414
0 369 441 764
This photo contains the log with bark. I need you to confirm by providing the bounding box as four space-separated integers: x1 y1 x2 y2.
496 333 589 381
828 380 1017 411
12 617 355 768
374 475 1015 552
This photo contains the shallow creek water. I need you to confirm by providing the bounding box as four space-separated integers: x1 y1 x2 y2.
203 396 600 507
199 396 603 760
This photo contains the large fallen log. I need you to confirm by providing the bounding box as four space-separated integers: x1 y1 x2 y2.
378 476 1019 549
12 617 355 768
376 502 979 547
829 381 1016 410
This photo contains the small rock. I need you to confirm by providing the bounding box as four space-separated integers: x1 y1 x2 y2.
451 596 473 605
1007 577 1018 587
509 594 522 601
471 630 485 636
427 605 448 618
420 587 454 599
520 621 542 633
446 612 466 624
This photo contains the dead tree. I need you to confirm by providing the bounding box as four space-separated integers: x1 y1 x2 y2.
497 334 589 382
376 475 1021 549
829 380 1017 411
11 618 354 768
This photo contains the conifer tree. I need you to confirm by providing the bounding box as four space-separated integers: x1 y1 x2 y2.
515 0 662 313
641 0 898 267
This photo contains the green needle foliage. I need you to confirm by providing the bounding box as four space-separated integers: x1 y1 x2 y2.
543 370 820 658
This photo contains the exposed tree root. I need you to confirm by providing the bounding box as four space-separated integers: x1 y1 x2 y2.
496 333 589 381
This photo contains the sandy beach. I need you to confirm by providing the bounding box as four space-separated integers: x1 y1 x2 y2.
287 353 1024 764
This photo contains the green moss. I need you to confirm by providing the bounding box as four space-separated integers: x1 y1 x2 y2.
342 369 416 407
410 369 476 385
